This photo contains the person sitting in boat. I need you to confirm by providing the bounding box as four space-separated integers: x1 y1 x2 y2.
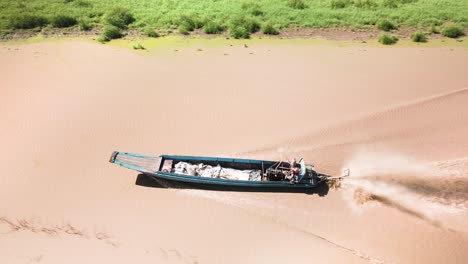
289 158 301 184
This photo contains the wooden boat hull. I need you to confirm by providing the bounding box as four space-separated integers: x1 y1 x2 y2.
110 151 328 190
145 171 317 188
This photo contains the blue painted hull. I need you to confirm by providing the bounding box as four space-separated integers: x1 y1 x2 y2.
147 171 317 188
109 151 326 190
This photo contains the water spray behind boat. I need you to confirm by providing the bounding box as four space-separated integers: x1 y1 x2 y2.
339 149 468 222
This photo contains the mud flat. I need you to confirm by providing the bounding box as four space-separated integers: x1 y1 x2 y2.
1 39 468 263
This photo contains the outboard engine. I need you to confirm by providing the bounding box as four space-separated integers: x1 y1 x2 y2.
265 167 287 181
305 164 318 184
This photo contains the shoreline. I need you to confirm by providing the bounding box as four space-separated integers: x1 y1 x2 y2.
1 30 467 51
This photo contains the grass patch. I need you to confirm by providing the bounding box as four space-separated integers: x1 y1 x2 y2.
227 16 260 39
376 19 397 31
230 25 250 39
378 33 398 45
133 43 145 49
74 0 92 8
103 7 135 29
411 31 427 42
353 0 378 9
177 15 205 35
331 0 351 9
203 21 224 34
9 15 48 29
78 18 93 31
0 0 467 38
231 16 260 33
381 0 398 8
287 0 307 9
262 23 280 35
241 2 264 16
99 25 123 42
441 25 465 38
143 27 159 37
228 16 260 39
51 15 77 28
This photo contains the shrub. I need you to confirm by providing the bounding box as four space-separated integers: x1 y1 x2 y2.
287 0 307 9
74 0 92 8
133 43 145 49
78 18 93 31
381 0 398 8
353 0 378 9
331 0 351 9
230 26 250 39
377 19 397 31
411 31 427 42
104 7 135 29
241 2 264 16
51 15 77 28
143 27 159 37
378 34 398 45
9 14 48 29
203 21 224 34
177 15 205 33
179 24 190 35
100 25 123 42
230 16 260 33
262 23 279 35
441 25 464 38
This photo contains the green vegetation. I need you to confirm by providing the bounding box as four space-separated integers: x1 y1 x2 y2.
143 27 159 37
51 15 77 28
103 7 135 29
441 25 465 38
353 0 378 9
99 25 123 42
230 25 250 39
381 0 398 8
203 21 224 34
9 15 48 29
376 19 397 31
177 15 204 35
262 23 280 35
411 31 427 42
430 24 439 34
73 0 93 8
241 2 264 16
133 43 145 49
331 0 351 9
97 7 134 41
78 18 93 31
287 0 307 9
0 0 466 40
378 33 398 45
228 16 260 39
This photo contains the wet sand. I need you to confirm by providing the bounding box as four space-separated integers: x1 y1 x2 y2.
1 40 468 263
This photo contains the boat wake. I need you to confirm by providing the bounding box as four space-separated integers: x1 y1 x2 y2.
341 150 468 226
177 189 387 263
